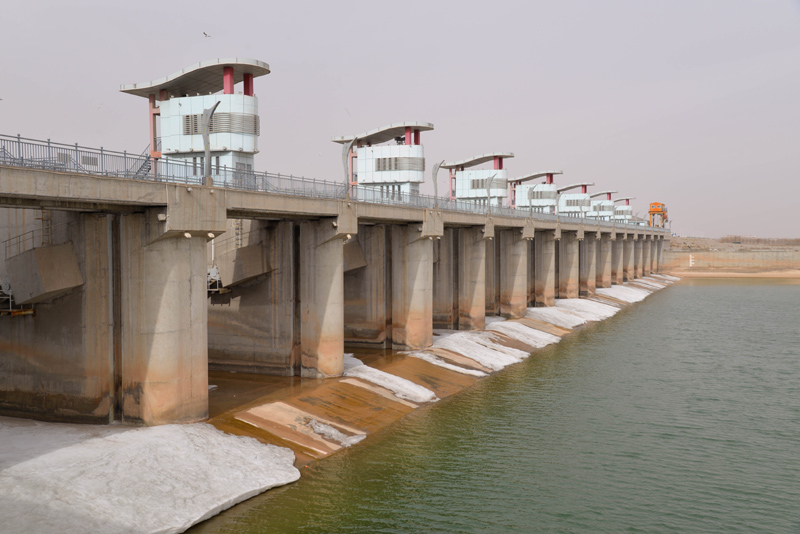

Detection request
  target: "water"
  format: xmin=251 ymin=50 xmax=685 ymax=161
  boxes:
xmin=192 ymin=279 xmax=800 ymax=533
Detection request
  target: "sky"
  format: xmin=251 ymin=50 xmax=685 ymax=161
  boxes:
xmin=2 ymin=0 xmax=799 ymax=238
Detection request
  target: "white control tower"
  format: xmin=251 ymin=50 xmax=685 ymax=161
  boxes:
xmin=332 ymin=122 xmax=434 ymax=198
xmin=556 ymin=182 xmax=594 ymax=218
xmin=508 ymin=171 xmax=563 ymax=213
xmin=587 ymin=190 xmax=618 ymax=221
xmin=121 ymin=58 xmax=270 ymax=185
xmin=613 ymin=197 xmax=635 ymax=223
xmin=442 ymin=153 xmax=514 ymax=208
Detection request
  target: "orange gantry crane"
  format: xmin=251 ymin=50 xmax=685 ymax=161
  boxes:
xmin=648 ymin=202 xmax=668 ymax=228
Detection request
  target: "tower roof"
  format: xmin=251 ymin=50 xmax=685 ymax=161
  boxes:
xmin=508 ymin=170 xmax=563 ymax=184
xmin=441 ymin=152 xmax=514 ymax=169
xmin=120 ymin=58 xmax=270 ymax=98
xmin=331 ymin=122 xmax=434 ymax=145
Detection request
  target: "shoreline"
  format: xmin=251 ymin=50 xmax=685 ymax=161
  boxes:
xmin=665 ymin=270 xmax=800 ymax=279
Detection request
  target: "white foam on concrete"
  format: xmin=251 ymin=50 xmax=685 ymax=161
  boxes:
xmin=407 ymin=351 xmax=487 ymax=377
xmin=432 ymin=331 xmax=529 ymax=371
xmin=525 ymin=306 xmax=587 ymax=329
xmin=343 ymin=354 xmax=439 ymax=403
xmin=597 ymin=285 xmax=650 ymax=303
xmin=631 ymin=278 xmax=661 ymax=290
xmin=484 ymin=316 xmax=507 ymax=325
xmin=307 ymin=420 xmax=365 ymax=448
xmin=652 ymin=273 xmax=680 ymax=282
xmin=555 ymin=298 xmax=619 ymax=321
xmin=0 ymin=417 xmax=299 ymax=534
xmin=487 ymin=321 xmax=561 ymax=348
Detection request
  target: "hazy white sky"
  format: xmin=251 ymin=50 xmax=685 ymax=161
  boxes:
xmin=2 ymin=0 xmax=798 ymax=237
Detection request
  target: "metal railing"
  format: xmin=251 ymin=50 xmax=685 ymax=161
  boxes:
xmin=2 ymin=222 xmax=70 ymax=258
xmin=0 ymin=133 xmax=661 ymax=231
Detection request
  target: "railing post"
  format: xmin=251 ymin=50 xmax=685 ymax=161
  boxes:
xmin=47 ymin=139 xmax=52 ymax=169
xmin=123 ymin=150 xmax=127 ymax=177
xmin=17 ymin=134 xmax=22 ymax=164
xmin=100 ymin=147 xmax=104 ymax=174
xmin=75 ymin=142 xmax=79 ymax=170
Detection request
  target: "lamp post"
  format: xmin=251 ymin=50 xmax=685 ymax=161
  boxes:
xmin=201 ymin=101 xmax=221 ymax=186
xmin=485 ymin=173 xmax=497 ymax=216
xmin=342 ymin=137 xmax=357 ymax=201
xmin=432 ymin=160 xmax=444 ymax=209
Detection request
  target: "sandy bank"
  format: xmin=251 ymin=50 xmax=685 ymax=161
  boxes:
xmin=666 ymin=270 xmax=800 ymax=279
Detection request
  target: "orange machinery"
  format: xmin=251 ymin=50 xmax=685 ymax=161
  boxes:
xmin=648 ymin=202 xmax=668 ymax=228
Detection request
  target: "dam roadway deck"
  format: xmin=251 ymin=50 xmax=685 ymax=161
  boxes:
xmin=0 ymin=162 xmax=668 ymax=426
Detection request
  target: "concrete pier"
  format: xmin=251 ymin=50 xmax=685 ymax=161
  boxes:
xmin=432 ymin=228 xmax=456 ymax=329
xmin=534 ymin=229 xmax=556 ymax=307
xmin=642 ymin=236 xmax=652 ymax=276
xmin=391 ymin=225 xmax=433 ymax=350
xmin=498 ymin=229 xmax=529 ymax=317
xmin=457 ymin=227 xmax=487 ymax=330
xmin=344 ymin=225 xmax=388 ymax=347
xmin=634 ymin=235 xmax=644 ymax=279
xmin=558 ymin=231 xmax=580 ymax=299
xmin=597 ymin=233 xmax=613 ymax=288
xmin=579 ymin=232 xmax=597 ymax=296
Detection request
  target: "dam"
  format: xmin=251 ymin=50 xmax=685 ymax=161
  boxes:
xmin=0 ymin=58 xmax=669 ymax=426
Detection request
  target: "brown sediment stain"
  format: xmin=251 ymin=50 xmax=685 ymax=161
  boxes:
xmin=516 ymin=318 xmax=572 ymax=337
xmin=587 ymin=295 xmax=628 ymax=308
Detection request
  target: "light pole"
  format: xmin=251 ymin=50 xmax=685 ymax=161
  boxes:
xmin=485 ymin=173 xmax=497 ymax=216
xmin=432 ymin=160 xmax=444 ymax=209
xmin=201 ymin=101 xmax=221 ymax=186
xmin=342 ymin=137 xmax=357 ymax=201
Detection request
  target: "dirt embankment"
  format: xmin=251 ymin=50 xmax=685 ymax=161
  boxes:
xmin=663 ymin=237 xmax=800 ymax=278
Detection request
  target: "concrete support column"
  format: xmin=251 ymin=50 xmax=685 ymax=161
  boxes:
xmin=622 ymin=236 xmax=634 ymax=282
xmin=485 ymin=238 xmax=500 ymax=315
xmin=579 ymin=233 xmax=597 ymax=296
xmin=597 ymin=233 xmax=613 ymax=288
xmin=120 ymin=213 xmax=209 ymax=425
xmin=299 ymin=219 xmax=344 ymax=377
xmin=499 ymin=229 xmax=528 ymax=318
xmin=642 ymin=236 xmax=652 ymax=276
xmin=392 ymin=225 xmax=433 ymax=349
xmin=432 ymin=228 xmax=456 ymax=329
xmin=534 ymin=229 xmax=556 ymax=306
xmin=458 ymin=227 xmax=486 ymax=330
xmin=634 ymin=236 xmax=644 ymax=279
xmin=344 ymin=224 xmax=388 ymax=346
xmin=611 ymin=235 xmax=624 ymax=285
xmin=656 ymin=237 xmax=664 ymax=273
xmin=558 ymin=231 xmax=580 ymax=299
xmin=649 ymin=236 xmax=658 ymax=273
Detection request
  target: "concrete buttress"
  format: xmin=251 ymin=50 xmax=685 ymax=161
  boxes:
xmin=299 ymin=218 xmax=346 ymax=377
xmin=499 ymin=229 xmax=529 ymax=318
xmin=534 ymin=229 xmax=556 ymax=307
xmin=579 ymin=233 xmax=597 ymax=296
xmin=458 ymin=226 xmax=486 ymax=330
xmin=391 ymin=224 xmax=433 ymax=350
xmin=558 ymin=231 xmax=580 ymax=299
xmin=634 ymin=236 xmax=644 ymax=279
xmin=432 ymin=228 xmax=456 ymax=329
xmin=343 ymin=224 xmax=387 ymax=346
xmin=597 ymin=233 xmax=613 ymax=288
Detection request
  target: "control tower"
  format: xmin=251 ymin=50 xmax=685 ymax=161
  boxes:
xmin=121 ymin=58 xmax=270 ymax=184
xmin=508 ymin=171 xmax=563 ymax=213
xmin=587 ymin=190 xmax=618 ymax=221
xmin=613 ymin=197 xmax=635 ymax=223
xmin=332 ymin=122 xmax=434 ymax=198
xmin=556 ymin=182 xmax=594 ymax=218
xmin=441 ymin=153 xmax=514 ymax=208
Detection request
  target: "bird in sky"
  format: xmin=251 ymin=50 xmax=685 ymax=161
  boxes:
xmin=203 ymin=32 xmax=212 ymax=38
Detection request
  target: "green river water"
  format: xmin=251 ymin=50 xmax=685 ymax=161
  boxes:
xmin=191 ymin=279 xmax=800 ymax=533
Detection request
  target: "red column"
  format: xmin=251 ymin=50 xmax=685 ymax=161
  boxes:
xmin=606 ymin=192 xmax=612 ymax=200
xmin=404 ymin=127 xmax=412 ymax=145
xmin=493 ymin=156 xmax=500 ymax=170
xmin=243 ymin=73 xmax=254 ymax=96
xmin=546 ymin=173 xmax=553 ymax=184
xmin=223 ymin=66 xmax=234 ymax=94
xmin=582 ymin=185 xmax=587 ymax=193
xmin=413 ymin=129 xmax=420 ymax=145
